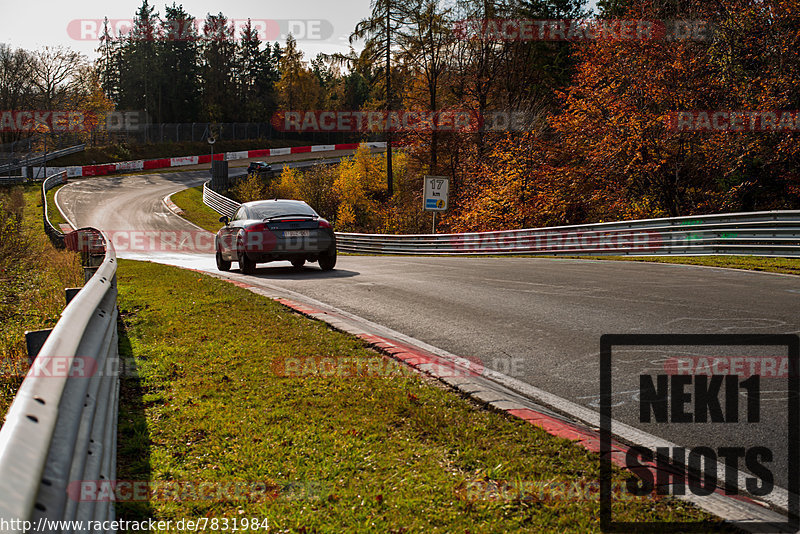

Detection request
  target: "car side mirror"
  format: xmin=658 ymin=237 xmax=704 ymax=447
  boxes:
xmin=219 ymin=215 xmax=230 ymax=225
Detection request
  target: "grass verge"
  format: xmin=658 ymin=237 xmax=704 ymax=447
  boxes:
xmin=45 ymin=183 xmax=69 ymax=228
xmin=0 ymin=184 xmax=83 ymax=418
xmin=170 ymin=186 xmax=224 ymax=233
xmin=340 ymin=251 xmax=800 ymax=275
xmin=578 ymin=255 xmax=800 ymax=275
xmin=116 ymin=259 xmax=722 ymax=532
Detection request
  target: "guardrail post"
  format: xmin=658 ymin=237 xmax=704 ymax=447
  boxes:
xmin=24 ymin=329 xmax=52 ymax=364
xmin=65 ymin=287 xmax=81 ymax=304
xmin=83 ymin=267 xmax=98 ymax=283
xmin=82 ymin=252 xmax=105 ymax=282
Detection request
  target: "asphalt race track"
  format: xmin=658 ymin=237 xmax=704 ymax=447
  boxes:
xmin=57 ymin=162 xmax=800 ymax=493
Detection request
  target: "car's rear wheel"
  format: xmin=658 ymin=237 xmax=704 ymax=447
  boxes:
xmin=216 ymin=249 xmax=231 ymax=272
xmin=318 ymin=247 xmax=336 ymax=271
xmin=240 ymin=252 xmax=256 ymax=274
xmin=237 ymin=237 xmax=257 ymax=274
xmin=291 ymin=258 xmax=305 ymax=268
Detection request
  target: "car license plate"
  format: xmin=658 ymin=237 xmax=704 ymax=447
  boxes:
xmin=284 ymin=230 xmax=310 ymax=237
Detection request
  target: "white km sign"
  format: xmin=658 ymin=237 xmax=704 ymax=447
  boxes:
xmin=424 ymin=176 xmax=449 ymax=212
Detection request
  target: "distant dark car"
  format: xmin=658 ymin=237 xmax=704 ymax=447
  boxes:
xmin=215 ymin=199 xmax=336 ymax=274
xmin=247 ymin=161 xmax=273 ymax=178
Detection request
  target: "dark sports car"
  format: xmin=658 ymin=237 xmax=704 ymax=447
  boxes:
xmin=247 ymin=161 xmax=273 ymax=177
xmin=215 ymin=199 xmax=336 ymax=274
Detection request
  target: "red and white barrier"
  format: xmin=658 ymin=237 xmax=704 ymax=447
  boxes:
xmin=169 ymin=156 xmax=198 ymax=167
xmin=29 ymin=141 xmax=387 ymax=179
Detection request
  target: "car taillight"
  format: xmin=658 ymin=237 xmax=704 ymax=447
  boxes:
xmin=246 ymin=222 xmax=267 ymax=232
xmin=318 ymin=219 xmax=332 ymax=229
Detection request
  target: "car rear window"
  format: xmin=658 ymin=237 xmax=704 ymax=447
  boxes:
xmin=248 ymin=202 xmax=318 ymax=219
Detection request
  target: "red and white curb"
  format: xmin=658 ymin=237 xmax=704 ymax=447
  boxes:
xmin=30 ymin=141 xmax=388 ymax=179
xmin=162 ymin=193 xmax=185 ymax=217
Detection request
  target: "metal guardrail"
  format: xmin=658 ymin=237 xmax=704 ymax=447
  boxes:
xmin=42 ymin=171 xmax=68 ymax=248
xmin=0 ymin=228 xmax=119 ymax=533
xmin=1 ymin=144 xmax=86 ymax=175
xmin=0 ymin=176 xmax=25 ymax=186
xmin=200 ymin=183 xmax=800 ymax=258
xmin=335 ymin=211 xmax=800 ymax=257
xmin=203 ymin=180 xmax=240 ymax=218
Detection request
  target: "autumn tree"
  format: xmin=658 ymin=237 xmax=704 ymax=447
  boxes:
xmin=30 ymin=46 xmax=86 ymax=111
xmin=351 ymin=0 xmax=415 ymax=196
xmin=276 ymin=164 xmax=339 ymax=221
xmin=0 ymin=45 xmax=34 ymax=144
xmin=542 ymin=0 xmax=800 ymax=217
xmin=396 ymin=0 xmax=453 ymax=172
xmin=702 ymin=0 xmax=800 ymax=211
xmin=276 ymin=35 xmax=320 ymax=111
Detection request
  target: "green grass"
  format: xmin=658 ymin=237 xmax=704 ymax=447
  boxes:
xmin=342 ymin=250 xmax=800 ymax=275
xmin=116 ymin=259 xmax=722 ymax=532
xmin=0 ymin=184 xmax=83 ymax=418
xmin=581 ymin=255 xmax=800 ymax=275
xmin=170 ymin=186 xmax=226 ymax=233
xmin=45 ymin=183 xmax=69 ymax=228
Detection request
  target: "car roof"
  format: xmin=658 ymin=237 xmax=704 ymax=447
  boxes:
xmin=241 ymin=199 xmax=311 ymax=208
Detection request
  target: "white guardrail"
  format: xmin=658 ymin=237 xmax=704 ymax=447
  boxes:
xmin=42 ymin=171 xmax=69 ymax=248
xmin=202 ymin=180 xmax=241 ymax=218
xmin=0 ymin=144 xmax=86 ymax=175
xmin=201 ymin=183 xmax=800 ymax=257
xmin=0 ymin=228 xmax=119 ymax=533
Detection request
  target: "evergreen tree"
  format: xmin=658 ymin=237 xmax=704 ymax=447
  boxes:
xmin=95 ymin=18 xmax=119 ymax=102
xmin=200 ymin=12 xmax=237 ymax=122
xmin=235 ymin=20 xmax=279 ymax=122
xmin=117 ymin=0 xmax=162 ymax=123
xmin=160 ymin=3 xmax=200 ymax=122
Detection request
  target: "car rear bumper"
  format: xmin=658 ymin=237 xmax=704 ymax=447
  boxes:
xmin=242 ymin=229 xmax=335 ymax=262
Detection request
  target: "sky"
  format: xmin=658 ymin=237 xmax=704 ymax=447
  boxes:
xmin=1 ymin=0 xmax=599 ymax=62
xmin=0 ymin=0 xmax=374 ymax=60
